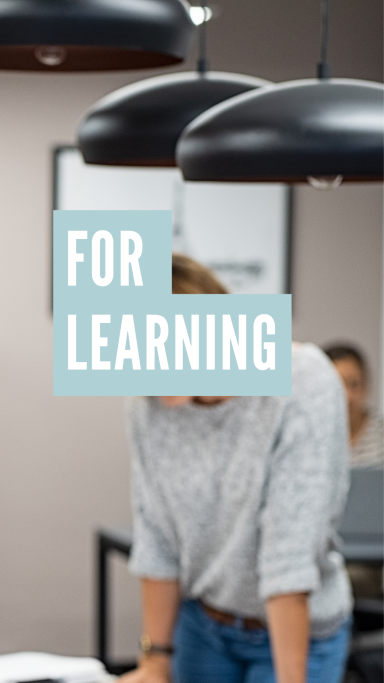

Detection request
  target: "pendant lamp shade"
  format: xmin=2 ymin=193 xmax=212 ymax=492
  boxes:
xmin=78 ymin=72 xmax=270 ymax=166
xmin=176 ymin=79 xmax=384 ymax=183
xmin=0 ymin=0 xmax=195 ymax=71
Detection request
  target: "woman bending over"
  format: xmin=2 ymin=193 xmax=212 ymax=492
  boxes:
xmin=121 ymin=255 xmax=352 ymax=683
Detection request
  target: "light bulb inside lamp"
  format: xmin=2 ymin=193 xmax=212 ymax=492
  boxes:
xmin=35 ymin=46 xmax=67 ymax=67
xmin=189 ymin=6 xmax=213 ymax=25
xmin=307 ymin=175 xmax=343 ymax=190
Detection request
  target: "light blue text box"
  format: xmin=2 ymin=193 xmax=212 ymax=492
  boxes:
xmin=53 ymin=210 xmax=292 ymax=396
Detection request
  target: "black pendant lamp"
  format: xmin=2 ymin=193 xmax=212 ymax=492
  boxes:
xmin=0 ymin=0 xmax=195 ymax=71
xmin=77 ymin=6 xmax=269 ymax=166
xmin=177 ymin=0 xmax=384 ymax=184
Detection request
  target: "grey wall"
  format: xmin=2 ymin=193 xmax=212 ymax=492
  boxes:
xmin=0 ymin=0 xmax=382 ymax=660
xmin=292 ymin=183 xmax=383 ymax=407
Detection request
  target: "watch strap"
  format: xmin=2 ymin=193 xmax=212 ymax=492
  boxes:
xmin=139 ymin=634 xmax=174 ymax=656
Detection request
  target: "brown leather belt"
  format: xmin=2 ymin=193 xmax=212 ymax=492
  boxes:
xmin=199 ymin=601 xmax=266 ymax=631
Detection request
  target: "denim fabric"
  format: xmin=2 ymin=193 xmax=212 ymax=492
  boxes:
xmin=173 ymin=600 xmax=351 ymax=683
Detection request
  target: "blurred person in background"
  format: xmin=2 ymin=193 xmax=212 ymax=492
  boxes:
xmin=324 ymin=344 xmax=383 ymax=469
xmin=324 ymin=343 xmax=383 ymax=600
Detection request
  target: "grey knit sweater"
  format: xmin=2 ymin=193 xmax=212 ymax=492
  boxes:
xmin=126 ymin=344 xmax=353 ymax=638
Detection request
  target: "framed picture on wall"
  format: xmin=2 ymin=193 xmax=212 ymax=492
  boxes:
xmin=53 ymin=146 xmax=293 ymax=295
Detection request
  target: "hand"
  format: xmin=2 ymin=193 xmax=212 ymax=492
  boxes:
xmin=118 ymin=655 xmax=171 ymax=683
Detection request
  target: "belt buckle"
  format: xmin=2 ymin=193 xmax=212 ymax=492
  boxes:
xmin=200 ymin=600 xmax=265 ymax=631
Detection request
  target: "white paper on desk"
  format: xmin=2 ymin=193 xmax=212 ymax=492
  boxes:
xmin=0 ymin=651 xmax=108 ymax=683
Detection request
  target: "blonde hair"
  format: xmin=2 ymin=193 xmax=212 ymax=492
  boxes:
xmin=172 ymin=253 xmax=228 ymax=295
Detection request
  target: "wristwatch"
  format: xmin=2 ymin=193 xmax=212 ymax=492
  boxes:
xmin=139 ymin=634 xmax=175 ymax=656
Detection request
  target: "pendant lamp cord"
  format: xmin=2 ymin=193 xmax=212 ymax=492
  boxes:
xmin=317 ymin=0 xmax=331 ymax=78
xmin=197 ymin=1 xmax=208 ymax=74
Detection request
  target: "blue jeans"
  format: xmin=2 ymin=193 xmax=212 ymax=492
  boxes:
xmin=172 ymin=600 xmax=351 ymax=683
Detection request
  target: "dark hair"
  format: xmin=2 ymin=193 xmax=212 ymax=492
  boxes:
xmin=323 ymin=343 xmax=368 ymax=378
xmin=172 ymin=253 xmax=228 ymax=295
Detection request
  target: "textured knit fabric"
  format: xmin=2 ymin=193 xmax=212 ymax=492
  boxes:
xmin=126 ymin=344 xmax=353 ymax=639
xmin=350 ymin=414 xmax=384 ymax=469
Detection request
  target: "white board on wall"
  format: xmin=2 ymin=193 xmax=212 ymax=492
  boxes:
xmin=54 ymin=147 xmax=292 ymax=295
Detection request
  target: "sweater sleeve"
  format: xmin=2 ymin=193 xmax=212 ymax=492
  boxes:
xmin=257 ymin=355 xmax=349 ymax=602
xmin=126 ymin=399 xmax=179 ymax=580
